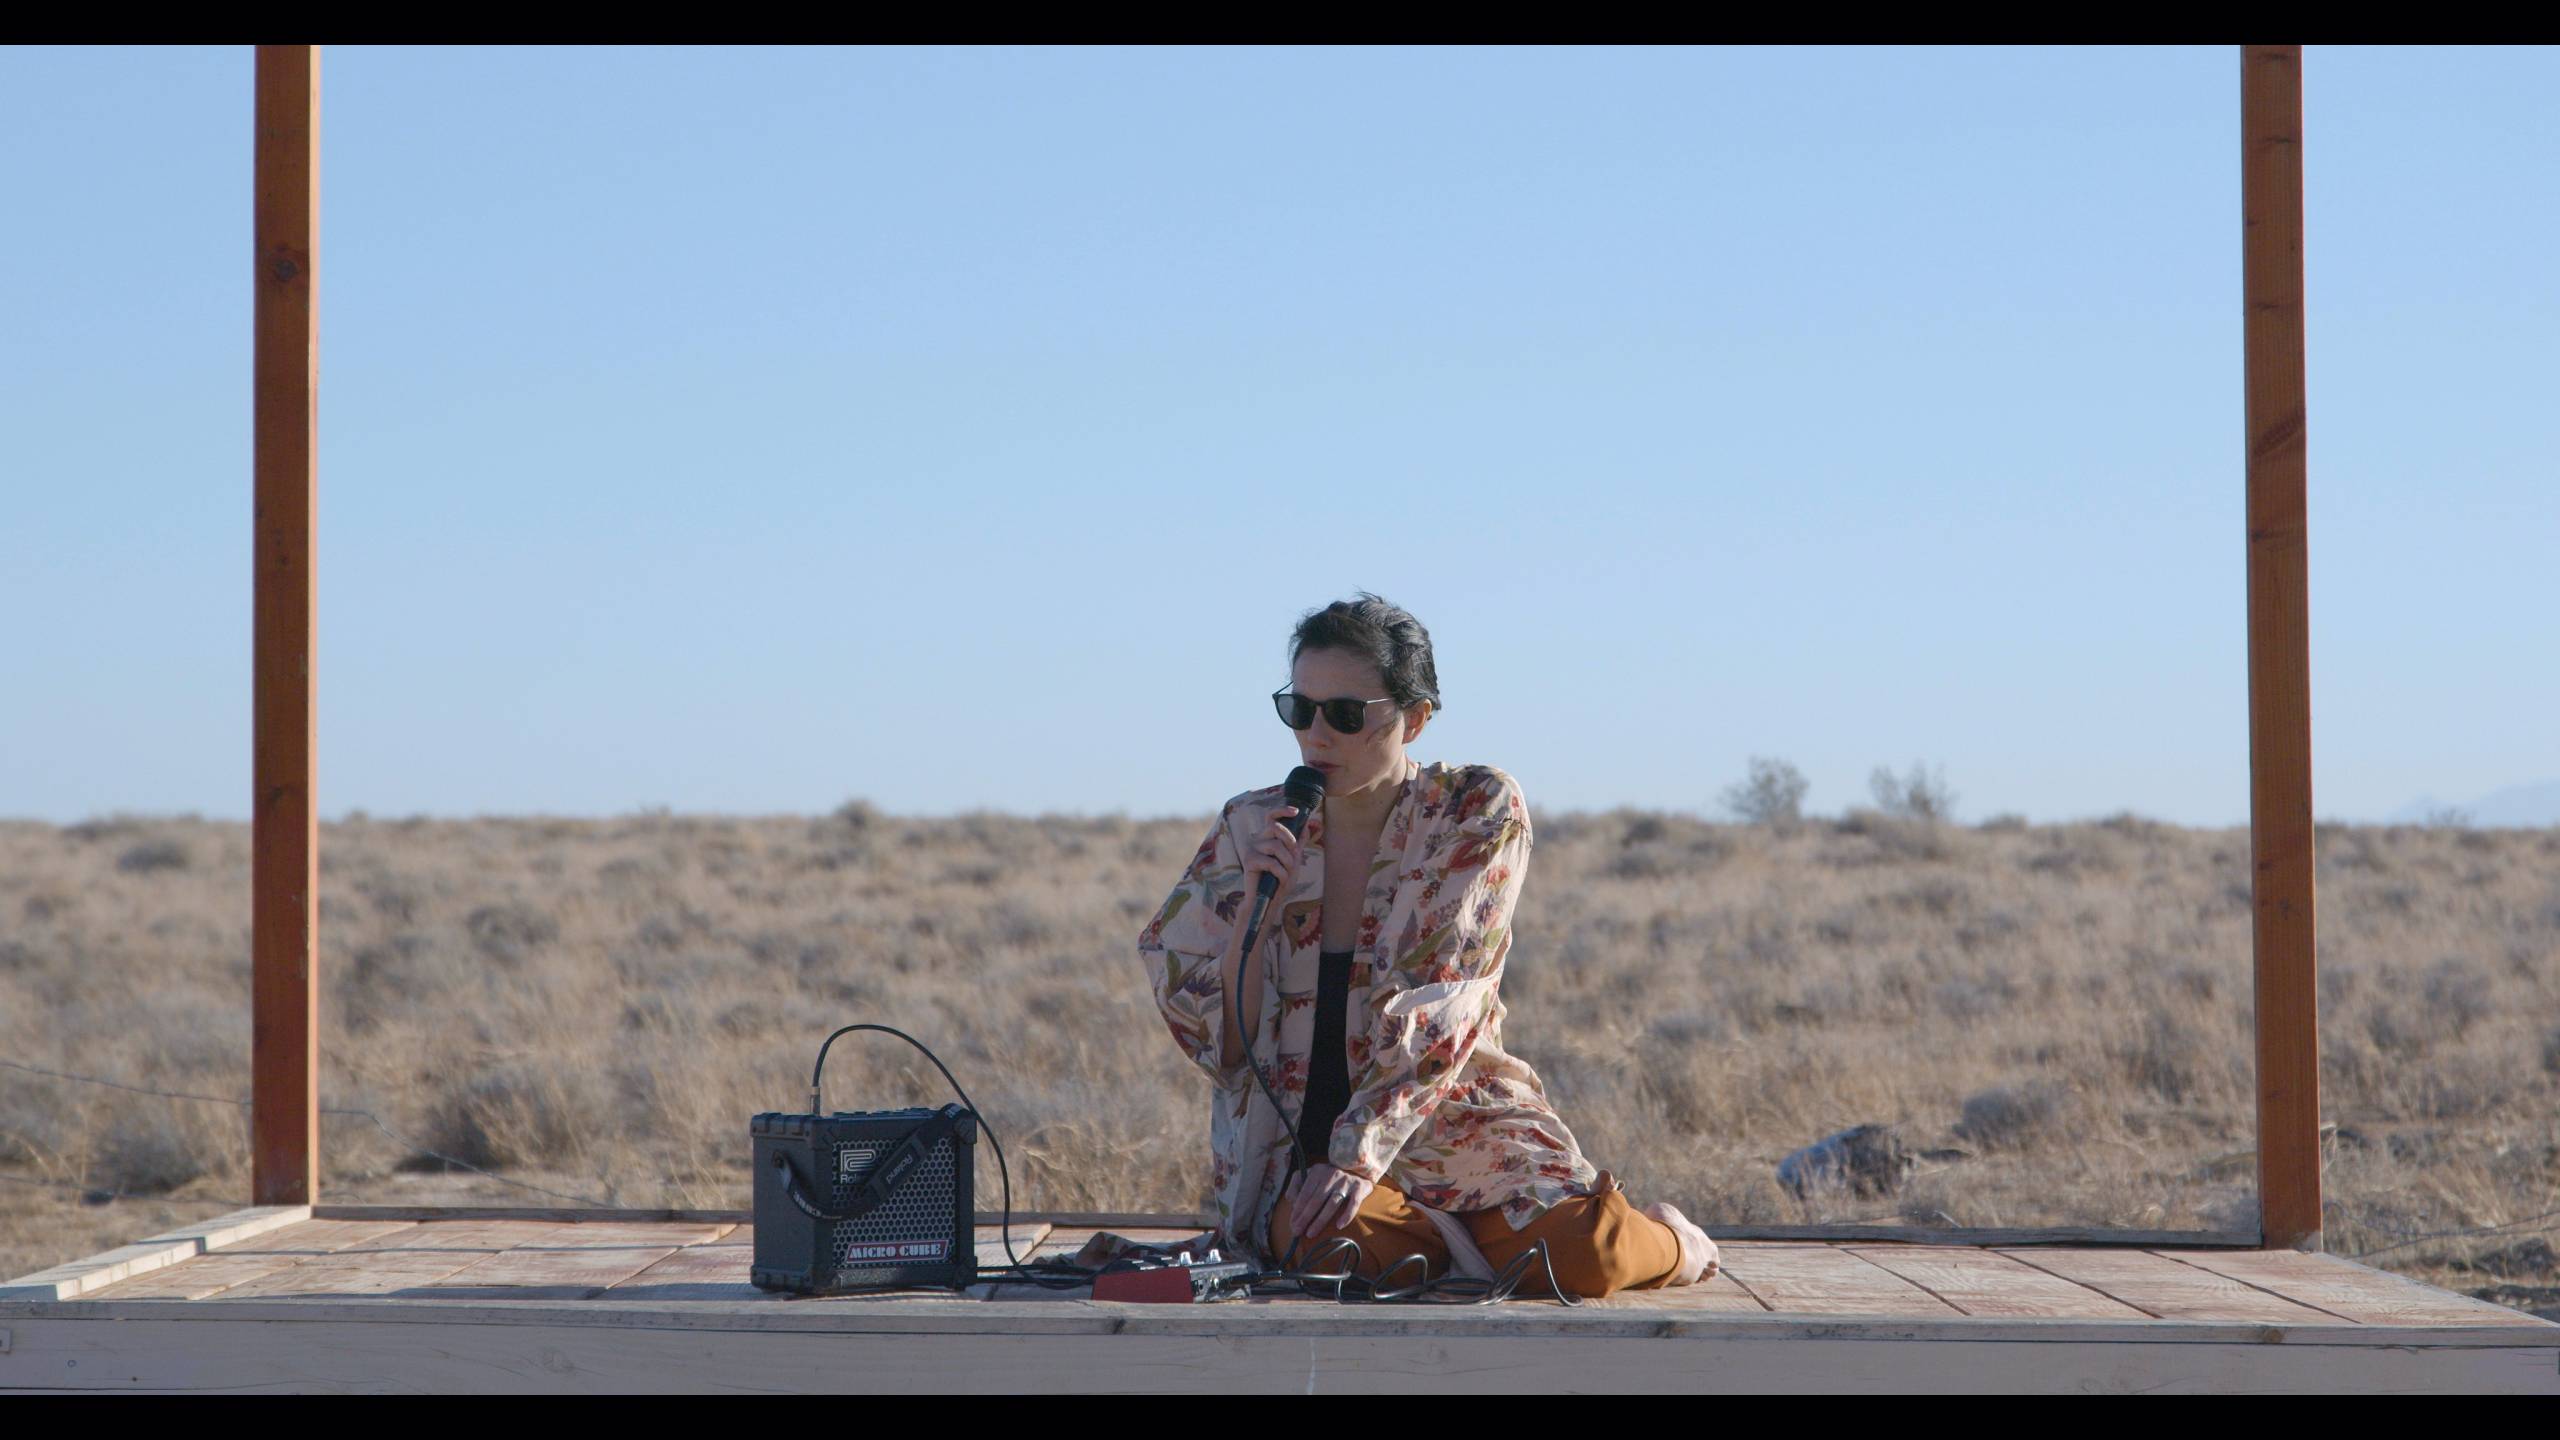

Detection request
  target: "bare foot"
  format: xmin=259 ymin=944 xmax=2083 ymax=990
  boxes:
xmin=1643 ymin=1201 xmax=1719 ymax=1286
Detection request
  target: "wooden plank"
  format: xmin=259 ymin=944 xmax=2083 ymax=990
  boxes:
xmin=973 ymin=1221 xmax=1054 ymax=1266
xmin=313 ymin=1205 xmax=753 ymax=1225
xmin=510 ymin=1222 xmax=734 ymax=1249
xmin=251 ymin=40 xmax=321 ymax=1209
xmin=204 ymin=1250 xmax=506 ymax=1300
xmin=0 ymin=1241 xmax=211 ymax=1303
xmin=81 ymin=1217 xmax=420 ymax=1301
xmin=193 ymin=1221 xmax=570 ymax=1297
xmin=297 ymin=1207 xmax=1204 ymax=1228
xmin=78 ymin=1254 xmax=318 ymax=1302
xmin=336 ymin=1220 xmax=575 ymax=1254
xmin=585 ymin=1223 xmax=1038 ymax=1261
xmin=10 ymin=1291 xmax=2554 ymax=1345
xmin=420 ymin=1244 xmax=690 ymax=1297
xmin=133 ymin=1205 xmax=313 ymax=1252
xmin=601 ymin=1224 xmax=1046 ymax=1303
xmin=31 ymin=1217 xmax=2545 ymax=1338
xmin=403 ymin=1223 xmax=734 ymax=1297
xmin=1 ymin=1207 xmax=322 ymax=1301
xmin=1843 ymin=1246 xmax=2151 ymax=1319
xmin=603 ymin=1239 xmax=767 ymax=1303
xmin=2157 ymin=1249 xmax=2557 ymax=1328
xmin=1994 ymin=1246 xmax=2351 ymax=1324
xmin=409 ymin=1214 xmax=732 ymax=1296
xmin=1578 ymin=1271 xmax=1770 ymax=1313
xmin=2240 ymin=41 xmax=2322 ymax=1253
xmin=4 ymin=1315 xmax=2556 ymax=1393
xmin=1697 ymin=1244 xmax=1965 ymax=1317
xmin=1672 ymin=1225 xmax=2260 ymax=1247
xmin=209 ymin=1218 xmax=421 ymax=1254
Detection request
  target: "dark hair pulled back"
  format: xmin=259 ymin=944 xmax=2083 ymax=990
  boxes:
xmin=1288 ymin=592 xmax=1443 ymax=717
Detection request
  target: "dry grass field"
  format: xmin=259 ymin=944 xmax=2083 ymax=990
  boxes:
xmin=4 ymin=802 xmax=2556 ymax=1318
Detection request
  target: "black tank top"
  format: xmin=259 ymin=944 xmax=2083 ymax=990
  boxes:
xmin=1298 ymin=947 xmax=1357 ymax=1165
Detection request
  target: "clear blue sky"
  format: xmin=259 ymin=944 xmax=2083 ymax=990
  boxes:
xmin=4 ymin=45 xmax=2553 ymax=828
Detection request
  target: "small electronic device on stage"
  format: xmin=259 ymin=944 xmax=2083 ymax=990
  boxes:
xmin=750 ymin=1087 xmax=979 ymax=1295
xmin=1090 ymin=1253 xmax=1254 ymax=1304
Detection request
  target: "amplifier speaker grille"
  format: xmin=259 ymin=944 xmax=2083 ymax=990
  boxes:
xmin=828 ymin=1138 xmax=960 ymax=1269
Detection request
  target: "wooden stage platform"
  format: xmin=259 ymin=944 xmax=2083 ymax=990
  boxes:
xmin=5 ymin=1206 xmax=2555 ymax=1392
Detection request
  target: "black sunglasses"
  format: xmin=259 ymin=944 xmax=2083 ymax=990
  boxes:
xmin=1272 ymin=686 xmax=1397 ymax=735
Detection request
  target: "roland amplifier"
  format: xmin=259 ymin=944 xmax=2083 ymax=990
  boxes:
xmin=749 ymin=1102 xmax=978 ymax=1295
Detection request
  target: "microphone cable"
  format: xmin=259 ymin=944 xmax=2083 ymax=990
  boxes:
xmin=1223 ymin=777 xmax=1325 ymax=1187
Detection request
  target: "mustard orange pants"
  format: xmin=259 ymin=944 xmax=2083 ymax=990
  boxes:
xmin=1265 ymin=1177 xmax=1683 ymax=1300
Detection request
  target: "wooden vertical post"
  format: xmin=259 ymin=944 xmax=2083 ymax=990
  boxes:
xmin=252 ymin=44 xmax=320 ymax=1206
xmin=2242 ymin=44 xmax=2321 ymax=1251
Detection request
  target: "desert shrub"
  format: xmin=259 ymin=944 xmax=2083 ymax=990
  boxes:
xmin=714 ymin=997 xmax=786 ymax=1037
xmin=2409 ymin=1054 xmax=2518 ymax=1121
xmin=342 ymin=931 xmax=463 ymax=1012
xmin=116 ymin=839 xmax=191 ymax=874
xmin=805 ymin=798 xmax=879 ymax=870
xmin=1721 ymin=757 xmax=1809 ymax=829
xmin=63 ymin=815 xmax=148 ymax=844
xmin=0 ymin=1074 xmax=67 ymax=1166
xmin=1892 ymin=876 xmax=1971 ymax=918
xmin=90 ymin=1103 xmax=211 ymax=1195
xmin=2021 ymin=828 xmax=2120 ymax=878
xmin=1607 ymin=843 xmax=1686 ymax=881
xmin=2421 ymin=956 xmax=2493 ymax=1039
xmin=2120 ymin=1006 xmax=2206 ymax=1104
xmin=2316 ymin=827 xmax=2386 ymax=873
xmin=415 ymin=1062 xmax=609 ymax=1171
xmin=1647 ymin=1010 xmax=1733 ymax=1048
xmin=598 ymin=855 xmax=672 ymax=888
xmin=1952 ymin=1079 xmax=2071 ymax=1151
xmin=982 ymin=899 xmax=1054 ymax=949
xmin=354 ymin=871 xmax=428 ymax=923
xmin=1934 ymin=970 xmax=2018 ymax=1020
xmin=465 ymin=902 xmax=558 ymax=967
xmin=2096 ymin=811 xmax=2176 ymax=842
xmin=1833 ymin=808 xmax=1956 ymax=863
xmin=1638 ymin=1064 xmax=1716 ymax=1132
xmin=1952 ymin=908 xmax=2022 ymax=953
xmin=1870 ymin=760 xmax=1958 ymax=822
xmin=2365 ymin=1002 xmax=2427 ymax=1058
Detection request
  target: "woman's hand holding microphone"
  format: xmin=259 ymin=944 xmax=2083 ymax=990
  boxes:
xmin=1228 ymin=801 xmax=1378 ymax=1243
xmin=1217 ymin=801 xmax=1308 ymax=1067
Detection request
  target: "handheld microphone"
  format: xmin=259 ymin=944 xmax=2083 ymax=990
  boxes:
xmin=1228 ymin=765 xmax=1327 ymax=1179
xmin=1241 ymin=765 xmax=1327 ymax=949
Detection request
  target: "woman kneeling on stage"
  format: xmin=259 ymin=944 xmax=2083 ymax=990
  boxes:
xmin=1139 ymin=592 xmax=1717 ymax=1298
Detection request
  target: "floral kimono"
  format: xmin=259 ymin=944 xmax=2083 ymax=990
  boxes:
xmin=1138 ymin=755 xmax=1602 ymax=1268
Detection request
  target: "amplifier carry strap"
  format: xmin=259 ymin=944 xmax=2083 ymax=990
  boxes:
xmin=776 ymin=1106 xmax=964 ymax=1225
